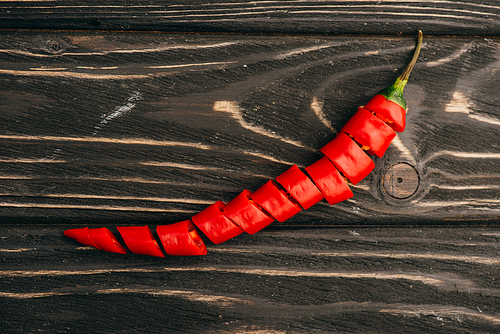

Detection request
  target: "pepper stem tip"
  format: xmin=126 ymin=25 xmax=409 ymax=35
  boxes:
xmin=395 ymin=30 xmax=423 ymax=91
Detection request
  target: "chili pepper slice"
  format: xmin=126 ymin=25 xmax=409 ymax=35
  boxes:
xmin=305 ymin=156 xmax=353 ymax=205
xmin=363 ymin=94 xmax=406 ymax=132
xmin=341 ymin=107 xmax=396 ymax=158
xmin=320 ymin=132 xmax=375 ymax=185
xmin=251 ymin=180 xmax=302 ymax=222
xmin=116 ymin=225 xmax=165 ymax=257
xmin=222 ymin=189 xmax=274 ymax=235
xmin=275 ymin=164 xmax=324 ymax=210
xmin=157 ymin=220 xmax=207 ymax=256
xmin=191 ymin=201 xmax=244 ymax=244
xmin=87 ymin=227 xmax=127 ymax=254
xmin=64 ymin=227 xmax=97 ymax=248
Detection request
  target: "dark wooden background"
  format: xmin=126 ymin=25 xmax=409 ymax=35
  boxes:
xmin=2 ymin=1 xmax=500 ymax=333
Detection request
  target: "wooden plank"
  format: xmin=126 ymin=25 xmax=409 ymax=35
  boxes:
xmin=2 ymin=224 xmax=500 ymax=332
xmin=1 ymin=1 xmax=500 ymax=36
xmin=1 ymin=31 xmax=500 ymax=225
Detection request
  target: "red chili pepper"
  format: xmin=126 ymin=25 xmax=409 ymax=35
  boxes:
xmin=191 ymin=200 xmax=244 ymax=244
xmin=116 ymin=225 xmax=165 ymax=257
xmin=251 ymin=180 xmax=302 ymax=222
xmin=341 ymin=107 xmax=396 ymax=158
xmin=275 ymin=164 xmax=324 ymax=210
xmin=222 ymin=189 xmax=275 ymax=235
xmin=305 ymin=156 xmax=353 ymax=205
xmin=63 ymin=31 xmax=423 ymax=257
xmin=320 ymin=132 xmax=375 ymax=185
xmin=157 ymin=220 xmax=207 ymax=256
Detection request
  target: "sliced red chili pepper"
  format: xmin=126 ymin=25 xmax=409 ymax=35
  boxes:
xmin=157 ymin=220 xmax=207 ymax=256
xmin=251 ymin=180 xmax=302 ymax=222
xmin=363 ymin=94 xmax=406 ymax=132
xmin=222 ymin=189 xmax=274 ymax=235
xmin=275 ymin=164 xmax=324 ymax=210
xmin=64 ymin=227 xmax=97 ymax=248
xmin=320 ymin=132 xmax=375 ymax=185
xmin=305 ymin=156 xmax=353 ymax=205
xmin=341 ymin=107 xmax=396 ymax=158
xmin=87 ymin=227 xmax=127 ymax=254
xmin=191 ymin=201 xmax=244 ymax=244
xmin=116 ymin=225 xmax=165 ymax=257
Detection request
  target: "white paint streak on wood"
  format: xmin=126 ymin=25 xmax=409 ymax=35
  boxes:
xmin=94 ymin=91 xmax=142 ymax=134
xmin=275 ymin=43 xmax=338 ymax=60
xmin=423 ymin=150 xmax=500 ymax=164
xmin=445 ymin=91 xmax=473 ymax=114
xmin=0 ymin=175 xmax=33 ymax=180
xmin=468 ymin=113 xmax=500 ymax=126
xmin=165 ymin=267 xmax=445 ymax=285
xmin=0 ymin=193 xmax=214 ymax=205
xmin=0 ymin=61 xmax=236 ymax=79
xmin=76 ymin=66 xmax=120 ymax=70
xmin=148 ymin=61 xmax=237 ymax=69
xmin=310 ymin=96 xmax=334 ymax=132
xmin=426 ymin=43 xmax=473 ymax=67
xmin=29 ymin=67 xmax=68 ymax=71
xmin=415 ymin=199 xmax=500 ymax=208
xmin=434 ymin=184 xmax=500 ymax=190
xmin=0 ymin=292 xmax=70 ymax=299
xmin=0 ymin=248 xmax=35 ymax=253
xmin=213 ymin=100 xmax=309 ymax=149
xmin=312 ymin=251 xmax=500 ymax=265
xmin=0 ymin=158 xmax=66 ymax=163
xmin=0 ymin=41 xmax=241 ymax=58
xmin=0 ymin=267 xmax=444 ymax=286
xmin=140 ymin=161 xmax=271 ymax=178
xmin=0 ymin=134 xmax=214 ymax=150
xmin=380 ymin=306 xmax=500 ymax=325
xmin=390 ymin=133 xmax=415 ymax=161
xmin=0 ymin=268 xmax=160 ymax=277
xmin=96 ymin=288 xmax=251 ymax=306
xmin=0 ymin=202 xmax=196 ymax=213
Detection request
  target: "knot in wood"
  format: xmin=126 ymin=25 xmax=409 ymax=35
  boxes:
xmin=382 ymin=163 xmax=419 ymax=199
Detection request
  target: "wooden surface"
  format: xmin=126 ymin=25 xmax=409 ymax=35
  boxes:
xmin=1 ymin=0 xmax=500 ymax=36
xmin=3 ymin=225 xmax=500 ymax=333
xmin=2 ymin=1 xmax=500 ymax=333
xmin=1 ymin=31 xmax=500 ymax=225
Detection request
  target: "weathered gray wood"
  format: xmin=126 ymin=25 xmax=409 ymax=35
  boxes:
xmin=1 ymin=31 xmax=500 ymax=225
xmin=2 ymin=0 xmax=500 ymax=36
xmin=2 ymin=225 xmax=500 ymax=333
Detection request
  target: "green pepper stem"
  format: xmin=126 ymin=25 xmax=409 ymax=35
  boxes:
xmin=394 ymin=30 xmax=423 ymax=91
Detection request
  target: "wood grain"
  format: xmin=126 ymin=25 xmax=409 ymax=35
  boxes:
xmin=2 ymin=225 xmax=500 ymax=333
xmin=1 ymin=31 xmax=500 ymax=225
xmin=1 ymin=1 xmax=500 ymax=36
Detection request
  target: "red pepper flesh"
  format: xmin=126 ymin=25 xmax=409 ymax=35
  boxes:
xmin=341 ymin=107 xmax=396 ymax=158
xmin=251 ymin=180 xmax=302 ymax=222
xmin=320 ymin=132 xmax=375 ymax=185
xmin=64 ymin=227 xmax=97 ymax=248
xmin=222 ymin=189 xmax=274 ymax=235
xmin=116 ymin=225 xmax=165 ymax=257
xmin=87 ymin=228 xmax=127 ymax=254
xmin=191 ymin=201 xmax=244 ymax=244
xmin=275 ymin=164 xmax=324 ymax=210
xmin=305 ymin=156 xmax=353 ymax=205
xmin=157 ymin=220 xmax=207 ymax=256
xmin=363 ymin=94 xmax=406 ymax=132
